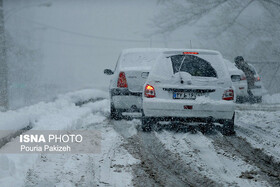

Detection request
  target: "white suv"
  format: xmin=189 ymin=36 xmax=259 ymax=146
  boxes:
xmin=104 ymin=48 xmax=166 ymax=120
xmin=224 ymin=59 xmax=263 ymax=103
xmin=142 ymin=49 xmax=236 ymax=135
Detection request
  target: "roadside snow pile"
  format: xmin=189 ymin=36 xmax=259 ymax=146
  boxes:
xmin=31 ymin=99 xmax=109 ymax=130
xmin=56 ymin=89 xmax=108 ymax=104
xmin=263 ymin=93 xmax=280 ymax=104
xmin=0 ymin=89 xmax=112 ymax=186
xmin=22 ymin=119 xmax=139 ymax=186
xmin=0 ymin=97 xmax=138 ymax=186
xmin=0 ymin=89 xmax=107 ymax=136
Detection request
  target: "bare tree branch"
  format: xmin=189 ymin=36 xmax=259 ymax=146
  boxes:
xmin=262 ymin=0 xmax=280 ymax=7
xmin=210 ymin=0 xmax=254 ymax=38
xmin=154 ymin=0 xmax=280 ymax=62
xmin=153 ymin=0 xmax=229 ymax=34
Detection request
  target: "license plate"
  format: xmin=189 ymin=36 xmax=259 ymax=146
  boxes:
xmin=173 ymin=92 xmax=197 ymax=99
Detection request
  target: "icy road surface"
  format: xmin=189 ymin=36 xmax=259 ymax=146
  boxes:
xmin=0 ymin=90 xmax=280 ymax=186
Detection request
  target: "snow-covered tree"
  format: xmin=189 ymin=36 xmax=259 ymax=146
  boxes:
xmin=154 ymin=0 xmax=280 ymax=61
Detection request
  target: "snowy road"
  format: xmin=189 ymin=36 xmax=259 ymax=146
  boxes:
xmin=113 ymin=120 xmax=280 ymax=187
xmin=0 ymin=90 xmax=280 ymax=186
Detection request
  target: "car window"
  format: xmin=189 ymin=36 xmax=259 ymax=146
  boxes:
xmin=170 ymin=55 xmax=217 ymax=77
xmin=231 ymin=75 xmax=241 ymax=82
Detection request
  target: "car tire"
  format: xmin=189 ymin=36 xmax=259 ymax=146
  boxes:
xmin=222 ymin=114 xmax=235 ymax=136
xmin=110 ymin=103 xmax=124 ymax=120
xmin=141 ymin=117 xmax=154 ymax=132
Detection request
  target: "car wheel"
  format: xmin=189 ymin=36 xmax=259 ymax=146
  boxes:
xmin=110 ymin=103 xmax=124 ymax=120
xmin=141 ymin=117 xmax=154 ymax=132
xmin=222 ymin=114 xmax=235 ymax=136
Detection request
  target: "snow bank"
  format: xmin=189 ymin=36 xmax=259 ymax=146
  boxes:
xmin=0 ymin=93 xmax=139 ymax=186
xmin=0 ymin=89 xmax=110 ymax=186
xmin=0 ymin=89 xmax=108 ymax=134
xmin=56 ymin=89 xmax=108 ymax=104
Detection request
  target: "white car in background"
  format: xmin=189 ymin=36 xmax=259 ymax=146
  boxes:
xmin=224 ymin=59 xmax=248 ymax=103
xmin=224 ymin=59 xmax=263 ymax=103
xmin=104 ymin=48 xmax=166 ymax=120
xmin=142 ymin=49 xmax=236 ymax=135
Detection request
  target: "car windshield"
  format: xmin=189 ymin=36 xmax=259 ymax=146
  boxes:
xmin=170 ymin=55 xmax=217 ymax=77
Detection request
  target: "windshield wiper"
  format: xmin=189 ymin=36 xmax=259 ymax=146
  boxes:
xmin=178 ymin=55 xmax=186 ymax=84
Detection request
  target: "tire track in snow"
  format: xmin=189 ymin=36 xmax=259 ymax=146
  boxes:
xmin=154 ymin=130 xmax=270 ymax=187
xmin=209 ymin=134 xmax=280 ymax=187
xmin=113 ymin=120 xmax=219 ymax=187
xmin=235 ymin=125 xmax=280 ymax=162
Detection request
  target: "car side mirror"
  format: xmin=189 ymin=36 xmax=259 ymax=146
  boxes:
xmin=104 ymin=69 xmax=114 ymax=75
xmin=231 ymin=75 xmax=241 ymax=82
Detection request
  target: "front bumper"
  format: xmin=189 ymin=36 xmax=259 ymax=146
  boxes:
xmin=143 ymin=98 xmax=235 ymax=120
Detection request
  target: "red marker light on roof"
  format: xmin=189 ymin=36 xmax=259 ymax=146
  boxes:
xmin=183 ymin=52 xmax=199 ymax=55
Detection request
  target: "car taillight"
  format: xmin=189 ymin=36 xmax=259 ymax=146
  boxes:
xmin=222 ymin=89 xmax=234 ymax=100
xmin=117 ymin=72 xmax=128 ymax=88
xmin=144 ymin=84 xmax=155 ymax=98
xmin=255 ymin=76 xmax=261 ymax=82
xmin=240 ymin=75 xmax=246 ymax=80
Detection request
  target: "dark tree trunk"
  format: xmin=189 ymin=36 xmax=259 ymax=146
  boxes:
xmin=0 ymin=0 xmax=8 ymax=110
